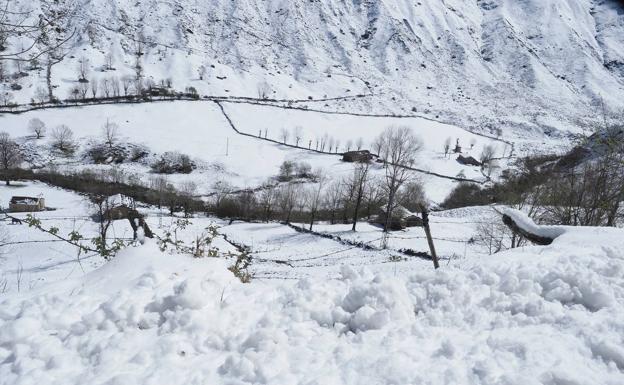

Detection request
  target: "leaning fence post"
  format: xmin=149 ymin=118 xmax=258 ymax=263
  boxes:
xmin=422 ymin=209 xmax=440 ymax=269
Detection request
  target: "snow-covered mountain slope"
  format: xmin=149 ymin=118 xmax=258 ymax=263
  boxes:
xmin=6 ymin=0 xmax=624 ymax=136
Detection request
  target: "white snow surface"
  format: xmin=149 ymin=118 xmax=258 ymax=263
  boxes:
xmin=502 ymin=207 xmax=568 ymax=239
xmin=0 ymin=100 xmax=516 ymax=202
xmin=2 ymin=225 xmax=624 ymax=384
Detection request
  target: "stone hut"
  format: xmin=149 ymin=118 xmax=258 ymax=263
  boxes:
xmin=9 ymin=196 xmax=46 ymax=212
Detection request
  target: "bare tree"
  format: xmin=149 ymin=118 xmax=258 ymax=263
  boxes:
xmin=320 ymin=134 xmax=328 ymax=152
xmin=133 ymin=66 xmax=144 ymax=95
xmin=122 ymin=76 xmax=133 ymax=96
xmin=179 ymin=181 xmax=197 ymax=217
xmin=104 ymin=52 xmax=114 ymax=71
xmin=293 ymin=126 xmax=303 ymax=147
xmin=51 ymin=125 xmax=74 ymax=153
xmin=78 ymin=81 xmax=89 ymax=99
xmin=345 ymin=139 xmax=353 ymax=152
xmin=0 ymin=91 xmax=13 ymax=106
xmin=307 ymin=169 xmax=327 ymax=230
xmin=280 ymin=128 xmax=289 ymax=144
xmin=102 ymin=119 xmax=119 ymax=148
xmin=68 ymin=86 xmax=80 ymax=101
xmin=397 ymin=181 xmax=427 ymax=213
xmin=480 ymin=144 xmax=496 ymax=166
xmin=443 ymin=137 xmax=452 ymax=158
xmin=198 ymin=65 xmax=207 ymax=80
xmin=539 ymin=146 xmax=624 ymax=227
xmin=34 ymin=86 xmax=47 ymax=104
xmin=0 ymin=132 xmax=21 ymax=185
xmin=0 ymin=0 xmax=75 ymax=62
xmin=324 ymin=181 xmax=343 ymax=224
xmin=0 ymin=223 xmax=10 ymax=258
xmin=77 ymin=56 xmax=89 ymax=81
xmin=111 ymin=76 xmax=120 ymax=97
xmin=257 ymin=81 xmax=272 ymax=99
xmin=101 ymin=78 xmax=111 ymax=98
xmin=212 ymin=180 xmax=233 ymax=211
xmin=91 ymin=194 xmax=116 ymax=253
xmin=149 ymin=175 xmax=169 ymax=210
xmin=278 ymin=182 xmax=300 ymax=224
xmin=475 ymin=220 xmax=512 ymax=255
xmin=133 ymin=32 xmax=145 ymax=57
xmin=364 ymin=177 xmax=384 ymax=220
xmin=45 ymin=50 xmax=67 ymax=102
xmin=90 ymin=78 xmax=98 ymax=98
xmin=374 ymin=126 xmax=423 ymax=245
xmin=258 ymin=180 xmax=278 ymax=222
xmin=349 ymin=161 xmax=370 ymax=231
xmin=356 ymin=137 xmax=364 ymax=151
xmin=372 ymin=136 xmax=384 ymax=156
xmin=28 ymin=118 xmax=46 ymax=139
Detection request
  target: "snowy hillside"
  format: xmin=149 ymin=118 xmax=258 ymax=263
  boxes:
xmin=3 ymin=0 xmax=624 ymax=136
xmin=0 ymin=100 xmax=520 ymax=201
xmin=1 ymin=221 xmax=624 ymax=384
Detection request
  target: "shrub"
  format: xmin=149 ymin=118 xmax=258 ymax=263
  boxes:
xmin=441 ymin=182 xmax=491 ymax=209
xmin=85 ymin=144 xmax=128 ymax=164
xmin=278 ymin=160 xmax=295 ymax=181
xmin=51 ymin=125 xmax=76 ymax=155
xmin=278 ymin=160 xmax=314 ymax=181
xmin=129 ymin=145 xmax=149 ymax=162
xmin=151 ymin=151 xmax=196 ymax=174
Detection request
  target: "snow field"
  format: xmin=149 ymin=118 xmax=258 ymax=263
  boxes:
xmin=0 ymin=100 xmax=507 ymax=202
xmin=0 ymin=181 xmax=239 ymax=293
xmin=1 ymin=225 xmax=624 ymax=384
xmin=223 ymin=101 xmax=511 ymax=179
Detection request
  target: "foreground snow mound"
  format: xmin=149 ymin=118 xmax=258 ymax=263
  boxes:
xmin=2 ymin=235 xmax=624 ymax=384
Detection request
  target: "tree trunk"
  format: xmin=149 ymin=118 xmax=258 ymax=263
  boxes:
xmin=383 ymin=192 xmax=395 ymax=233
xmin=352 ymin=188 xmax=364 ymax=232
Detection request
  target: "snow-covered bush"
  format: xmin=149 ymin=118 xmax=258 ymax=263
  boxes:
xmin=85 ymin=142 xmax=149 ymax=165
xmin=151 ymin=152 xmax=196 ymax=174
xmin=278 ymin=160 xmax=313 ymax=181
xmin=51 ymin=125 xmax=76 ymax=155
xmin=85 ymin=144 xmax=128 ymax=164
xmin=441 ymin=182 xmax=490 ymax=209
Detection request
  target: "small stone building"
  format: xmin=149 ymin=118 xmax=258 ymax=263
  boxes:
xmin=405 ymin=215 xmax=424 ymax=228
xmin=372 ymin=206 xmax=416 ymax=231
xmin=9 ymin=196 xmax=46 ymax=212
xmin=342 ymin=150 xmax=373 ymax=163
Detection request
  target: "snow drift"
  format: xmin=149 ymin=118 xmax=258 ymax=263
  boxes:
xmin=1 ymin=226 xmax=624 ymax=384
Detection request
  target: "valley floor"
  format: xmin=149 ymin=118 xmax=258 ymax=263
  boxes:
xmin=1 ymin=182 xmax=624 ymax=384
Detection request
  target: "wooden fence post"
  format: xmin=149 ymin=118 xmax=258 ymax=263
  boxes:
xmin=422 ymin=209 xmax=440 ymax=269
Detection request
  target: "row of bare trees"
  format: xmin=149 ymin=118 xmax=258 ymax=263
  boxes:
xmin=270 ymin=127 xmax=366 ymax=154
xmin=212 ymin=126 xmax=428 ymax=244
